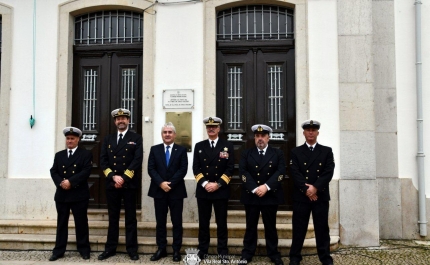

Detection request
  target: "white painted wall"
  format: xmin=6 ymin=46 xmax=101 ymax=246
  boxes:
xmin=153 ymin=2 xmax=204 ymax=179
xmin=3 ymin=0 xmax=61 ymax=178
xmin=307 ymin=0 xmax=340 ymax=180
xmin=396 ymin=1 xmax=430 ymax=196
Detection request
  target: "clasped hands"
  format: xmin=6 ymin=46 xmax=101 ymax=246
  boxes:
xmin=204 ymin=182 xmax=220 ymax=193
xmin=160 ymin=181 xmax=172 ymax=192
xmin=254 ymin=184 xmax=268 ymax=197
xmin=60 ymin=179 xmax=71 ymax=190
xmin=306 ymin=184 xmax=318 ymax=201
xmin=113 ymin=175 xmax=124 ymax=188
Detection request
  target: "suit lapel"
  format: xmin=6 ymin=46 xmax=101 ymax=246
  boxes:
xmin=301 ymin=143 xmax=320 ymax=168
xmin=250 ymin=148 xmax=261 ymax=165
xmin=113 ymin=131 xmax=131 ymax=154
xmin=158 ymin=144 xmax=167 ymax=167
xmin=59 ymin=150 xmax=69 ymax=167
xmin=260 ymin=146 xmax=274 ymax=168
xmin=204 ymin=140 xmax=219 ymax=164
xmin=251 ymin=147 xmax=273 ymax=168
xmin=64 ymin=148 xmax=80 ymax=167
xmin=167 ymin=143 xmax=179 ymax=168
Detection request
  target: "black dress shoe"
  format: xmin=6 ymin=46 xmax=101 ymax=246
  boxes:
xmin=150 ymin=248 xmax=167 ymax=261
xmin=289 ymin=261 xmax=300 ymax=265
xmin=172 ymin=251 xmax=181 ymax=262
xmin=81 ymin=253 xmax=90 ymax=260
xmin=322 ymin=263 xmax=333 ymax=265
xmin=129 ymin=252 xmax=139 ymax=260
xmin=98 ymin=251 xmax=116 ymax=260
xmin=272 ymin=258 xmax=284 ymax=265
xmin=48 ymin=254 xmax=63 ymax=261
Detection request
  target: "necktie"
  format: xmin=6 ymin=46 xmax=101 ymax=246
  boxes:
xmin=118 ymin=133 xmax=123 ymax=144
xmin=211 ymin=140 xmax=215 ymax=149
xmin=165 ymin=146 xmax=170 ymax=165
xmin=259 ymin=150 xmax=264 ymax=161
xmin=309 ymin=146 xmax=313 ymax=152
xmin=68 ymin=150 xmax=73 ymax=158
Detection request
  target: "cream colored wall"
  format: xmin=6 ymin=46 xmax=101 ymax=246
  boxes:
xmin=0 ymin=3 xmax=12 ymax=179
xmin=396 ymin=1 xmax=430 ymax=195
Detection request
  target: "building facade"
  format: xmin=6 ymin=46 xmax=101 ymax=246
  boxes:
xmin=0 ymin=0 xmax=429 ymax=246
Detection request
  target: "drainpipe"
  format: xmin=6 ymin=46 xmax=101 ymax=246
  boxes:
xmin=415 ymin=0 xmax=426 ymax=237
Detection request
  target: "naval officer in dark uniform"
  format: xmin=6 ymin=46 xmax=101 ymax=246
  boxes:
xmin=193 ymin=117 xmax=234 ymax=263
xmin=148 ymin=122 xmax=188 ymax=262
xmin=289 ymin=120 xmax=335 ymax=265
xmin=240 ymin=124 xmax=286 ymax=265
xmin=98 ymin=108 xmax=143 ymax=261
xmin=49 ymin=127 xmax=92 ymax=261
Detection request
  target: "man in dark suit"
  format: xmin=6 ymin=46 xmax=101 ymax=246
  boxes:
xmin=49 ymin=127 xmax=92 ymax=261
xmin=148 ymin=122 xmax=188 ymax=262
xmin=193 ymin=117 xmax=234 ymax=263
xmin=240 ymin=124 xmax=286 ymax=265
xmin=98 ymin=108 xmax=143 ymax=261
xmin=289 ymin=120 xmax=335 ymax=265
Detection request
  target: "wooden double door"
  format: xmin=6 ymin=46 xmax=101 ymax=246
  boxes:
xmin=72 ymin=45 xmax=143 ymax=209
xmin=216 ymin=43 xmax=296 ymax=210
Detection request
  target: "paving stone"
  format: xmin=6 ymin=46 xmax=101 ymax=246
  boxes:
xmin=1 ymin=240 xmax=430 ymax=264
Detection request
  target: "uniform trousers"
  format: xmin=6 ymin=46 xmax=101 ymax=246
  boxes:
xmin=53 ymin=200 xmax=90 ymax=256
xmin=242 ymin=204 xmax=280 ymax=260
xmin=289 ymin=200 xmax=332 ymax=264
xmin=197 ymin=198 xmax=228 ymax=256
xmin=105 ymin=188 xmax=138 ymax=254
xmin=154 ymin=197 xmax=184 ymax=251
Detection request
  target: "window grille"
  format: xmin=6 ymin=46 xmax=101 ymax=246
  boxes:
xmin=267 ymin=65 xmax=284 ymax=129
xmin=83 ymin=69 xmax=98 ymax=131
xmin=75 ymin=10 xmax=143 ymax=45
xmin=227 ymin=66 xmax=244 ymax=130
xmin=217 ymin=5 xmax=294 ymax=41
xmin=121 ymin=68 xmax=136 ymax=129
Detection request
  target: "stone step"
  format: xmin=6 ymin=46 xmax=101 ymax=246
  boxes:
xmin=0 ymin=220 xmax=315 ymax=239
xmin=71 ymin=209 xmax=142 ymax=221
xmin=81 ymin=209 xmax=307 ymax=224
xmin=227 ymin=210 xmax=301 ymax=224
xmin=0 ymin=233 xmax=339 ymax=255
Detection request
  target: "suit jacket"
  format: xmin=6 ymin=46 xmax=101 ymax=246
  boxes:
xmin=193 ymin=138 xmax=234 ymax=199
xmin=50 ymin=147 xmax=93 ymax=202
xmin=100 ymin=130 xmax=143 ymax=190
xmin=147 ymin=143 xmax=188 ymax=199
xmin=239 ymin=146 xmax=286 ymax=205
xmin=290 ymin=143 xmax=335 ymax=202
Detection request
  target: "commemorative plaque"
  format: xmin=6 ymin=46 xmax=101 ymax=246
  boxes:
xmin=166 ymin=112 xmax=192 ymax=152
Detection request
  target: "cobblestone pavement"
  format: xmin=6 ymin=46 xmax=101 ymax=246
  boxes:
xmin=1 ymin=240 xmax=430 ymax=265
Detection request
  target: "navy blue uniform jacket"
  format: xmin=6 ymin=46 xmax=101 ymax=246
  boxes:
xmin=193 ymin=138 xmax=234 ymax=199
xmin=290 ymin=143 xmax=335 ymax=202
xmin=50 ymin=147 xmax=92 ymax=202
xmin=239 ymin=146 xmax=286 ymax=205
xmin=100 ymin=131 xmax=143 ymax=189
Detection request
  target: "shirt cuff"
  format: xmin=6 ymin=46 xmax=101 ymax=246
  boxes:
xmin=265 ymin=184 xmax=271 ymax=191
xmin=202 ymin=181 xmax=208 ymax=188
xmin=252 ymin=187 xmax=257 ymax=193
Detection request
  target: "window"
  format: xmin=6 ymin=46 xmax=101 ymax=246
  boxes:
xmin=217 ymin=5 xmax=294 ymax=41
xmin=75 ymin=10 xmax=143 ymax=45
xmin=226 ymin=66 xmax=244 ymax=130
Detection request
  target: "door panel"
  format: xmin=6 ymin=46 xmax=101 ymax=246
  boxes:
xmin=217 ymin=47 xmax=295 ymax=210
xmin=73 ymin=47 xmax=142 ymax=209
